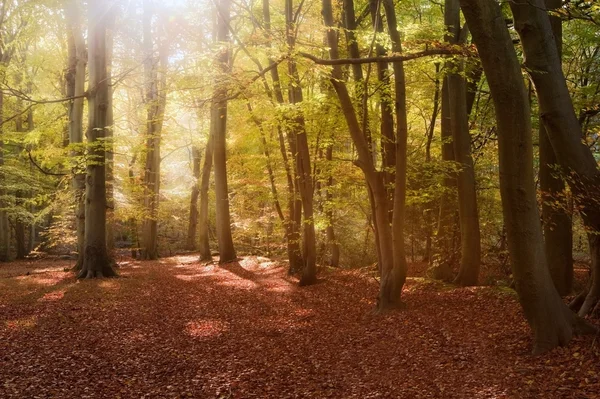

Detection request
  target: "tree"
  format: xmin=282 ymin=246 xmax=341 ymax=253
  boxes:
xmin=212 ymin=0 xmax=237 ymax=263
xmin=459 ymin=0 xmax=595 ymax=353
xmin=537 ymin=0 xmax=573 ymax=296
xmin=445 ymin=0 xmax=481 ymax=286
xmin=78 ymin=0 xmax=116 ymax=278
xmin=65 ymin=0 xmax=86 ymax=270
xmin=508 ymin=0 xmax=600 ymax=316
xmin=141 ymin=0 xmax=168 ymax=260
xmin=185 ymin=145 xmax=202 ymax=250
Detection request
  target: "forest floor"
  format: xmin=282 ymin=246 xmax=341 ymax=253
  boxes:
xmin=1 ymin=255 xmax=599 ymax=399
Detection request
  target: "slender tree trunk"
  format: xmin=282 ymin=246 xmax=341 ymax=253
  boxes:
xmin=323 ymin=0 xmax=404 ymax=309
xmin=509 ymin=0 xmax=600 ymax=316
xmin=78 ymin=0 xmax=116 ymax=279
xmin=382 ymin=0 xmax=408 ymax=308
xmin=423 ymin=63 xmax=441 ymax=264
xmin=0 ymin=87 xmax=7 ymax=262
xmin=66 ymin=0 xmax=87 ymax=270
xmin=198 ymin=125 xmax=214 ymax=261
xmin=213 ymin=0 xmax=237 ymax=263
xmin=431 ymin=79 xmax=458 ymax=280
xmin=324 ymin=144 xmax=340 ymax=267
xmin=285 ymin=0 xmax=317 ymax=285
xmin=445 ymin=0 xmax=481 ymax=286
xmin=460 ymin=0 xmax=595 ymax=354
xmin=185 ymin=146 xmax=202 ymax=250
xmin=536 ymin=0 xmax=573 ymax=297
xmin=262 ymin=0 xmax=304 ymax=273
xmin=105 ymin=9 xmax=116 ymax=252
xmin=141 ymin=0 xmax=167 ymax=260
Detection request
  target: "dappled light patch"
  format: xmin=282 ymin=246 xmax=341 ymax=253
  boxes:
xmin=4 ymin=316 xmax=37 ymax=330
xmin=38 ymin=289 xmax=67 ymax=302
xmin=98 ymin=280 xmax=120 ymax=291
xmin=185 ymin=319 xmax=229 ymax=339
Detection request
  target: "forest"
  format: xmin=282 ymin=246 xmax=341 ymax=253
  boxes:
xmin=1 ymin=0 xmax=600 ymax=397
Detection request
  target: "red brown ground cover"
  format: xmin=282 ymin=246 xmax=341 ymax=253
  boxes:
xmin=1 ymin=256 xmax=599 ymax=398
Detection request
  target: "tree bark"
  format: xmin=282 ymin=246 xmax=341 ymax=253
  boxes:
xmin=535 ymin=0 xmax=573 ymax=297
xmin=459 ymin=0 xmax=595 ymax=354
xmin=141 ymin=0 xmax=167 ymax=260
xmin=445 ymin=0 xmax=481 ymax=286
xmin=78 ymin=0 xmax=116 ymax=279
xmin=213 ymin=0 xmax=237 ymax=263
xmin=66 ymin=0 xmax=87 ymax=270
xmin=324 ymin=144 xmax=340 ymax=267
xmin=323 ymin=0 xmax=405 ymax=309
xmin=285 ymin=0 xmax=317 ymax=285
xmin=198 ymin=127 xmax=214 ymax=260
xmin=509 ymin=0 xmax=600 ymax=315
xmin=185 ymin=146 xmax=202 ymax=250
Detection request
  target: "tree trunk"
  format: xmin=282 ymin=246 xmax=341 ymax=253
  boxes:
xmin=535 ymin=0 xmax=573 ymax=297
xmin=510 ymin=0 xmax=600 ymax=315
xmin=323 ymin=0 xmax=405 ymax=309
xmin=105 ymin=8 xmax=116 ymax=252
xmin=444 ymin=0 xmax=481 ymax=286
xmin=78 ymin=0 xmax=116 ymax=279
xmin=285 ymin=0 xmax=317 ymax=285
xmin=431 ymin=79 xmax=458 ymax=280
xmin=324 ymin=144 xmax=340 ymax=267
xmin=460 ymin=0 xmax=595 ymax=354
xmin=66 ymin=0 xmax=87 ymax=270
xmin=141 ymin=0 xmax=167 ymax=260
xmin=198 ymin=125 xmax=214 ymax=261
xmin=185 ymin=146 xmax=202 ymax=250
xmin=213 ymin=0 xmax=237 ymax=263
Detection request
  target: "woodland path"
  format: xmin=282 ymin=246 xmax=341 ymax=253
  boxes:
xmin=1 ymin=255 xmax=599 ymax=398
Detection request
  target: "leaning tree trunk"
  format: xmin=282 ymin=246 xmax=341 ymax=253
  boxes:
xmin=509 ymin=0 xmax=600 ymax=316
xmin=78 ymin=0 xmax=116 ymax=279
xmin=459 ymin=0 xmax=595 ymax=354
xmin=538 ymin=0 xmax=572 ymax=297
xmin=66 ymin=0 xmax=87 ymax=270
xmin=185 ymin=146 xmax=202 ymax=250
xmin=213 ymin=0 xmax=237 ymax=263
xmin=445 ymin=0 xmax=481 ymax=286
xmin=323 ymin=0 xmax=404 ymax=310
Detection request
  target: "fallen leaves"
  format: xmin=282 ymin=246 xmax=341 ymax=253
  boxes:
xmin=0 ymin=255 xmax=598 ymax=398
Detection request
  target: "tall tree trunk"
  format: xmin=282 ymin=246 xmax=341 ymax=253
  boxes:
xmin=322 ymin=0 xmax=404 ymax=310
xmin=536 ymin=0 xmax=573 ymax=297
xmin=213 ymin=0 xmax=237 ymax=263
xmin=382 ymin=0 xmax=408 ymax=308
xmin=105 ymin=8 xmax=116 ymax=252
xmin=141 ymin=0 xmax=167 ymax=260
xmin=198 ymin=125 xmax=214 ymax=261
xmin=459 ymin=0 xmax=595 ymax=354
xmin=78 ymin=0 xmax=116 ymax=279
xmin=324 ymin=144 xmax=340 ymax=267
xmin=431 ymin=82 xmax=458 ymax=280
xmin=66 ymin=0 xmax=86 ymax=270
xmin=186 ymin=146 xmax=202 ymax=250
xmin=262 ymin=0 xmax=304 ymax=273
xmin=446 ymin=0 xmax=481 ymax=286
xmin=423 ymin=63 xmax=441 ymax=264
xmin=285 ymin=0 xmax=317 ymax=285
xmin=509 ymin=0 xmax=600 ymax=316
